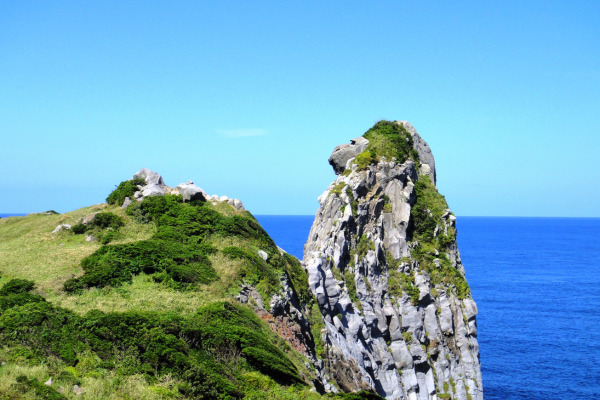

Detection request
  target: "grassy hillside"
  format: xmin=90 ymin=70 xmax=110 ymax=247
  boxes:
xmin=0 ymin=189 xmax=380 ymax=400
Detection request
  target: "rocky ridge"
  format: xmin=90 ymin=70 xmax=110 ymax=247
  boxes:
xmin=126 ymin=167 xmax=246 ymax=211
xmin=304 ymin=121 xmax=482 ymax=400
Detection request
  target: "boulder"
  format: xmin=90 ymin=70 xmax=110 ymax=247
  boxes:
xmin=176 ymin=181 xmax=206 ymax=202
xmin=133 ymin=168 xmax=165 ymax=186
xmin=227 ymin=198 xmax=245 ymax=211
xmin=121 ymin=197 xmax=132 ymax=209
xmin=141 ymin=184 xmax=165 ymax=198
xmin=328 ymin=137 xmax=369 ymax=175
xmin=82 ymin=213 xmax=97 ymax=225
xmin=52 ymin=224 xmax=71 ymax=234
xmin=257 ymin=250 xmax=268 ymax=261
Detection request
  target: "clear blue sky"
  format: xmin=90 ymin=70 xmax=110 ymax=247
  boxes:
xmin=1 ymin=1 xmax=598 ymax=216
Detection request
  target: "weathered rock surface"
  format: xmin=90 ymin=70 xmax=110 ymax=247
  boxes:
xmin=303 ymin=121 xmax=482 ymax=399
xmin=51 ymin=224 xmax=71 ymax=233
xmin=329 ymin=137 xmax=369 ymax=175
xmin=176 ymin=180 xmax=207 ymax=202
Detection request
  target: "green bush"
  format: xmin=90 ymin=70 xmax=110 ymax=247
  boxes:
xmin=91 ymin=212 xmax=125 ymax=230
xmin=353 ymin=150 xmax=379 ymax=171
xmin=308 ymin=302 xmax=326 ymax=359
xmin=64 ymin=239 xmax=216 ymax=292
xmin=361 ymin=120 xmax=420 ymax=165
xmin=106 ymin=178 xmax=146 ymax=205
xmin=0 ymin=300 xmax=305 ymax=396
xmin=283 ymin=253 xmax=311 ymax=305
xmin=0 ymin=279 xmax=35 ymax=296
xmin=100 ymin=229 xmax=120 ymax=244
xmin=344 ymin=270 xmax=359 ymax=306
xmin=71 ymin=223 xmax=87 ymax=234
xmin=0 ymin=293 xmax=46 ymax=313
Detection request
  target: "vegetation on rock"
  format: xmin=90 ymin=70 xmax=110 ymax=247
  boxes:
xmin=106 ymin=178 xmax=146 ymax=205
xmin=352 ymin=120 xmax=420 ymax=171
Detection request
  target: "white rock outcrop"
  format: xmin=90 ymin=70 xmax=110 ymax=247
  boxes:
xmin=303 ymin=121 xmax=482 ymax=399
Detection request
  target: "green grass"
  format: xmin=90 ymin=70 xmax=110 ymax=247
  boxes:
xmin=407 ymin=174 xmax=470 ymax=300
xmin=0 ymin=178 xmax=388 ymax=399
xmin=0 ymin=190 xmax=339 ymax=399
xmin=348 ymin=120 xmax=420 ymax=171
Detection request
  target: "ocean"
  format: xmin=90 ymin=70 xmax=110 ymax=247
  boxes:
xmin=3 ymin=213 xmax=599 ymax=398
xmin=255 ymin=215 xmax=600 ymax=400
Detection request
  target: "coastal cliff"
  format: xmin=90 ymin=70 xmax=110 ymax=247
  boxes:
xmin=304 ymin=121 xmax=482 ymax=400
xmin=0 ymin=120 xmax=481 ymax=399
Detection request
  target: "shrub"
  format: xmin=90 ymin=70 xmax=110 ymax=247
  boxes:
xmin=64 ymin=240 xmax=216 ymax=292
xmin=0 ymin=301 xmax=305 ymax=395
xmin=91 ymin=212 xmax=125 ymax=230
xmin=222 ymin=246 xmax=280 ymax=300
xmin=330 ymin=182 xmax=346 ymax=197
xmin=344 ymin=270 xmax=359 ymax=306
xmin=0 ymin=293 xmax=45 ymax=313
xmin=0 ymin=279 xmax=35 ymax=296
xmin=409 ymin=175 xmax=448 ymax=242
xmin=71 ymin=223 xmax=87 ymax=234
xmin=283 ymin=253 xmax=311 ymax=304
xmin=66 ymin=195 xmax=278 ymax=293
xmin=106 ymin=178 xmax=146 ymax=205
xmin=307 ymin=302 xmax=326 ymax=358
xmin=361 ymin=120 xmax=420 ymax=165
xmin=100 ymin=229 xmax=120 ymax=244
xmin=353 ymin=150 xmax=379 ymax=171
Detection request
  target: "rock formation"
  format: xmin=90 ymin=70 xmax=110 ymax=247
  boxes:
xmin=128 ymin=168 xmax=245 ymax=211
xmin=304 ymin=121 xmax=482 ymax=400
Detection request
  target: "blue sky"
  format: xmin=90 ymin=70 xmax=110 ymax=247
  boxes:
xmin=1 ymin=1 xmax=598 ymax=216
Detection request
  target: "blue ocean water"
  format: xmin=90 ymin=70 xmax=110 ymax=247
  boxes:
xmin=0 ymin=214 xmax=26 ymax=218
xmin=255 ymin=215 xmax=600 ymax=400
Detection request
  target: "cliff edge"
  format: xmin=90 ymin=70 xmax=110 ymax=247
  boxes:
xmin=305 ymin=120 xmax=482 ymax=400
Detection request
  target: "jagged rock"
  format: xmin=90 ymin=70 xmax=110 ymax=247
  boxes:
xmin=257 ymin=250 xmax=268 ymax=261
xmin=176 ymin=181 xmax=206 ymax=202
xmin=121 ymin=197 xmax=132 ymax=209
xmin=228 ymin=198 xmax=245 ymax=210
xmin=82 ymin=213 xmax=97 ymax=225
xmin=304 ymin=121 xmax=482 ymax=399
xmin=328 ymin=137 xmax=369 ymax=175
xmin=52 ymin=224 xmax=71 ymax=233
xmin=397 ymin=121 xmax=436 ymax=185
xmin=133 ymin=168 xmax=165 ymax=186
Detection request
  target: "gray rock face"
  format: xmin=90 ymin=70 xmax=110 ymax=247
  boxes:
xmin=51 ymin=224 xmax=71 ymax=233
xmin=304 ymin=122 xmax=482 ymax=399
xmin=397 ymin=121 xmax=436 ymax=185
xmin=134 ymin=168 xmax=165 ymax=186
xmin=176 ymin=181 xmax=207 ymax=202
xmin=329 ymin=137 xmax=369 ymax=175
xmin=121 ymin=197 xmax=132 ymax=209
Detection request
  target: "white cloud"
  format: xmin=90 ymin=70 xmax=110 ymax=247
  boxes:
xmin=216 ymin=129 xmax=266 ymax=138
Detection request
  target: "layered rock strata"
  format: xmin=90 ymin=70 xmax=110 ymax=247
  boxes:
xmin=304 ymin=121 xmax=482 ymax=400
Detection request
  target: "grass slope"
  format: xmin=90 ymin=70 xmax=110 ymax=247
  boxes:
xmin=0 ymin=190 xmax=380 ymax=400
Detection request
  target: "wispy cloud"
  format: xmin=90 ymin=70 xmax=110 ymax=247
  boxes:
xmin=216 ymin=129 xmax=266 ymax=138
